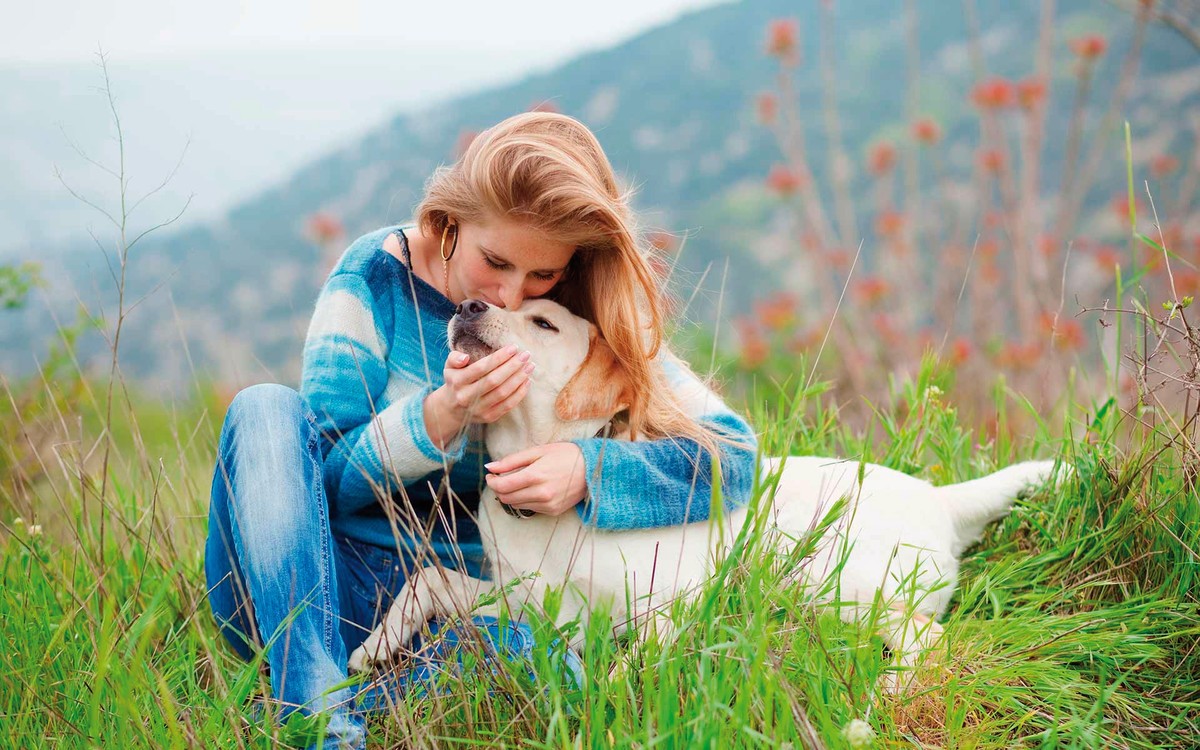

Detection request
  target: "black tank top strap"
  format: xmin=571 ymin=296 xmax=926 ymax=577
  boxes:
xmin=394 ymin=227 xmax=413 ymax=269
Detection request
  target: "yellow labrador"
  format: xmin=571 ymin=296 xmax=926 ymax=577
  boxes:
xmin=348 ymin=299 xmax=1063 ymax=690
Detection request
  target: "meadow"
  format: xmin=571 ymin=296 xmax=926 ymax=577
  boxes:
xmin=3 ymin=7 xmax=1200 ymax=748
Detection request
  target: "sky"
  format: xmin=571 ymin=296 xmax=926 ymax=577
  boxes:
xmin=5 ymin=0 xmax=728 ymax=62
xmin=1 ymin=0 xmax=730 ymax=256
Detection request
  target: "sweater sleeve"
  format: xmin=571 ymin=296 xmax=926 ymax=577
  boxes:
xmin=569 ymin=352 xmax=758 ymax=530
xmin=300 ymin=269 xmax=466 ymax=515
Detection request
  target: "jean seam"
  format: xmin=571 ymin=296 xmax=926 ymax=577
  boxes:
xmin=304 ymin=412 xmax=337 ymax=658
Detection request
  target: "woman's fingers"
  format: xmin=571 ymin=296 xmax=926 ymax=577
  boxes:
xmin=479 ymin=373 xmax=532 ymax=421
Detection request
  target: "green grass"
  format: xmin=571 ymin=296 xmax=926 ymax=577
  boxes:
xmin=2 ymin=360 xmax=1198 ymax=749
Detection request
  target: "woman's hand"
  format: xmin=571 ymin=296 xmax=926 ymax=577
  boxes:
xmin=484 ymin=443 xmax=589 ymax=516
xmin=424 ymin=345 xmax=534 ymax=449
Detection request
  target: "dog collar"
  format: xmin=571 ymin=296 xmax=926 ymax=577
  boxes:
xmin=502 ymin=420 xmax=613 ymax=519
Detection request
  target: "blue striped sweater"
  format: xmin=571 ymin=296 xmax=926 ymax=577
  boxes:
xmin=300 ymin=225 xmax=759 ymax=577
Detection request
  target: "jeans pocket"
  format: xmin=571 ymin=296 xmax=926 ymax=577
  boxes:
xmin=337 ymin=537 xmax=400 ymax=627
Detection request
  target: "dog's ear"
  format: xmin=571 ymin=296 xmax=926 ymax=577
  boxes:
xmin=555 ymin=332 xmax=634 ymax=423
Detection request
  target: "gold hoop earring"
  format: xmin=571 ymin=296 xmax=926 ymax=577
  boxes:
xmin=439 ymin=223 xmax=459 ymax=262
xmin=439 ymin=223 xmax=459 ymax=300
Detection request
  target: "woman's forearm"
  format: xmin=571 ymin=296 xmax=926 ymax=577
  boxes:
xmin=423 ymin=387 xmax=467 ymax=450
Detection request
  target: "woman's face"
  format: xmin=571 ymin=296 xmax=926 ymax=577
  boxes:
xmin=448 ymin=215 xmax=576 ymax=309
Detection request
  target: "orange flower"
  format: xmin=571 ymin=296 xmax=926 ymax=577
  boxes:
xmin=1110 ymin=193 xmax=1143 ymax=222
xmin=305 ymin=212 xmax=344 ymax=245
xmin=1037 ymin=234 xmax=1059 ymax=258
xmin=949 ymin=338 xmax=973 ymax=366
xmin=1069 ymin=35 xmax=1107 ymax=60
xmin=454 ymin=129 xmax=478 ymax=159
xmin=755 ymin=291 xmax=799 ymax=333
xmin=826 ymin=247 xmax=851 ymax=270
xmin=854 ymin=276 xmax=890 ymax=305
xmin=911 ymin=118 xmax=942 ymax=145
xmin=978 ymin=238 xmax=999 ymax=259
xmin=1150 ymin=154 xmax=1179 ymax=178
xmin=1039 ymin=313 xmax=1086 ymax=351
xmin=647 ymin=230 xmax=678 ymax=254
xmin=982 ymin=211 xmax=1004 ymax=230
xmin=766 ymin=164 xmax=804 ymax=195
xmin=995 ymin=340 xmax=1043 ymax=369
xmin=735 ymin=317 xmax=769 ymax=368
xmin=874 ymin=210 xmax=905 ymax=238
xmin=971 ymin=78 xmax=1016 ymax=110
xmin=765 ymin=19 xmax=800 ymax=64
xmin=977 ymin=148 xmax=1006 ymax=173
xmin=981 ymin=259 xmax=1003 ymax=284
xmin=1017 ymin=77 xmax=1047 ymax=109
xmin=870 ymin=313 xmax=902 ymax=346
xmin=867 ymin=141 xmax=898 ymax=175
xmin=1092 ymin=245 xmax=1122 ymax=270
xmin=787 ymin=327 xmax=823 ymax=355
xmin=756 ymin=92 xmax=778 ymax=124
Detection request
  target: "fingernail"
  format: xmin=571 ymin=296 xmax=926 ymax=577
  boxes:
xmin=525 ymin=363 xmax=536 ymax=374
xmin=503 ymin=345 xmax=518 ymax=355
xmin=518 ymin=350 xmax=531 ymax=362
xmin=485 ymin=462 xmax=497 ymax=470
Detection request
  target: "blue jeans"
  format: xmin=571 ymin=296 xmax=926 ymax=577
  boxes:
xmin=205 ymin=384 xmax=580 ymax=749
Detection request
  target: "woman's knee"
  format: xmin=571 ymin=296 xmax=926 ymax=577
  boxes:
xmin=225 ymin=383 xmax=311 ymax=430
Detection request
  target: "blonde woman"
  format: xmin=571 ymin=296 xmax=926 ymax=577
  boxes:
xmin=204 ymin=112 xmax=758 ymax=748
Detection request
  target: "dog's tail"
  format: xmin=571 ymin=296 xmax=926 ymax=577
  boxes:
xmin=934 ymin=460 xmax=1062 ymax=553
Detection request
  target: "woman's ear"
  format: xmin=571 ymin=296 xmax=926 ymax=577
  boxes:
xmin=555 ymin=332 xmax=634 ymax=422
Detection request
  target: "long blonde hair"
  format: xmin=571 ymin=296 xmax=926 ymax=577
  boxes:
xmin=415 ymin=112 xmax=744 ymax=461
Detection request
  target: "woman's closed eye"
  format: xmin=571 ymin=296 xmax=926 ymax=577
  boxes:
xmin=484 ymin=254 xmax=558 ymax=281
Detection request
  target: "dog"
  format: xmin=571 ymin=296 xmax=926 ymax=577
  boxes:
xmin=348 ymin=298 xmax=1063 ymax=690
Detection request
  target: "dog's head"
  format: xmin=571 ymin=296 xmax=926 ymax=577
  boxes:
xmin=448 ymin=298 xmax=633 ymax=455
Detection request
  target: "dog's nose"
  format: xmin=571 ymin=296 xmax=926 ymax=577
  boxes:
xmin=455 ymin=299 xmax=489 ymax=320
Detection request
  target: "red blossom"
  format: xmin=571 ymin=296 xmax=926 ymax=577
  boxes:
xmin=977 ymin=148 xmax=1006 ymax=173
xmin=911 ymin=118 xmax=942 ymax=145
xmin=949 ymin=338 xmax=973 ymax=366
xmin=1150 ymin=154 xmax=1180 ymax=178
xmin=756 ymin=92 xmax=778 ymax=124
xmin=854 ymin=276 xmax=890 ymax=305
xmin=755 ymin=291 xmax=799 ymax=333
xmin=981 ymin=259 xmax=1003 ymax=284
xmin=1037 ymin=234 xmax=1059 ymax=258
xmin=867 ymin=141 xmax=898 ymax=175
xmin=971 ymin=78 xmax=1016 ymax=110
xmin=647 ymin=230 xmax=678 ymax=253
xmin=1017 ymin=77 xmax=1047 ymax=109
xmin=1039 ymin=313 xmax=1086 ymax=351
xmin=735 ymin=317 xmax=770 ymax=368
xmin=874 ymin=210 xmax=905 ymax=238
xmin=1092 ymin=245 xmax=1122 ymax=270
xmin=305 ymin=212 xmax=344 ymax=245
xmin=765 ymin=19 xmax=800 ymax=64
xmin=454 ymin=129 xmax=479 ymax=159
xmin=826 ymin=247 xmax=851 ymax=270
xmin=978 ymin=239 xmax=1000 ymax=258
xmin=1110 ymin=193 xmax=1144 ymax=222
xmin=1070 ymin=35 xmax=1108 ymax=60
xmin=994 ymin=340 xmax=1043 ymax=369
xmin=766 ymin=164 xmax=804 ymax=195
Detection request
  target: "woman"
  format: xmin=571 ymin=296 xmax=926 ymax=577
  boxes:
xmin=205 ymin=112 xmax=758 ymax=748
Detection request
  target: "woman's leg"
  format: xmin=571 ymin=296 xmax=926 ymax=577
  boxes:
xmin=204 ymin=383 xmax=364 ymax=749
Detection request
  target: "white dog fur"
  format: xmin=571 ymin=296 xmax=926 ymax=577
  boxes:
xmin=348 ymin=299 xmax=1063 ymax=689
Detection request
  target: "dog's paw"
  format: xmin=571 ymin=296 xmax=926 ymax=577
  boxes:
xmin=348 ymin=626 xmax=401 ymax=673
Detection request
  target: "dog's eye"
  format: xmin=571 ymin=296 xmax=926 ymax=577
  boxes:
xmin=531 ymin=317 xmax=559 ymax=332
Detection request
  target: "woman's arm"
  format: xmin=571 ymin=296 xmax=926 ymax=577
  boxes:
xmin=300 ymin=267 xmax=467 ymax=515
xmin=569 ymin=352 xmax=759 ymax=530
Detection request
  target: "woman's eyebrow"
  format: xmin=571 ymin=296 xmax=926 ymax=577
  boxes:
xmin=479 ymin=244 xmax=567 ymax=274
